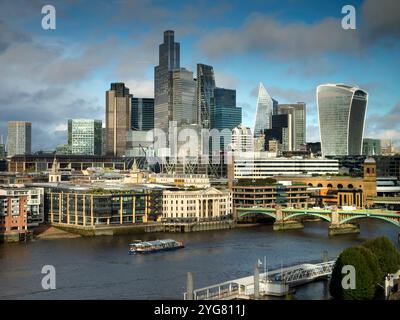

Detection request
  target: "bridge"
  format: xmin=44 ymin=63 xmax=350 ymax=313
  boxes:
xmin=184 ymin=260 xmax=335 ymax=300
xmin=236 ymin=207 xmax=400 ymax=235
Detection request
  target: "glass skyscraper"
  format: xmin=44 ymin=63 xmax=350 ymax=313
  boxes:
xmin=131 ymin=97 xmax=154 ymax=131
xmin=197 ymin=63 xmax=216 ymax=129
xmin=210 ymin=88 xmax=242 ymax=151
xmin=154 ymin=30 xmax=180 ymax=134
xmin=171 ymin=68 xmax=197 ymax=126
xmin=317 ymin=84 xmax=368 ymax=156
xmin=68 ymin=119 xmax=102 ymax=155
xmin=254 ymin=83 xmax=274 ymax=138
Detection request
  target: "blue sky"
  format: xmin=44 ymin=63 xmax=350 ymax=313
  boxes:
xmin=0 ymin=0 xmax=399 ymax=150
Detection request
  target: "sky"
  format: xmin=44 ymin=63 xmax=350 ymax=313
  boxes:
xmin=0 ymin=0 xmax=399 ymax=151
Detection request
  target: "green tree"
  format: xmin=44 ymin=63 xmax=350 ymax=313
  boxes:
xmin=363 ymin=236 xmax=400 ymax=281
xmin=330 ymin=246 xmax=380 ymax=300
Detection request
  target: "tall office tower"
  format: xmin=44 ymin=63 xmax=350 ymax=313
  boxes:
xmin=264 ymin=114 xmax=293 ymax=151
xmin=254 ymin=83 xmax=274 ymax=138
xmin=154 ymin=30 xmax=180 ymax=134
xmin=171 ymin=68 xmax=197 ymax=126
xmin=68 ymin=119 xmax=102 ymax=155
xmin=105 ymin=82 xmax=132 ymax=157
xmin=210 ymin=88 xmax=242 ymax=151
xmin=272 ymin=98 xmax=279 ymax=115
xmin=7 ymin=121 xmax=31 ymax=157
xmin=276 ymin=103 xmax=306 ymax=151
xmin=231 ymin=125 xmax=254 ymax=152
xmin=317 ymin=84 xmax=368 ymax=156
xmin=131 ymin=98 xmax=154 ymax=131
xmin=362 ymin=138 xmax=381 ymax=156
xmin=197 ymin=64 xmax=216 ymax=129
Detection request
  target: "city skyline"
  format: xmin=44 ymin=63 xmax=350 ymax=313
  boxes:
xmin=0 ymin=0 xmax=399 ymax=151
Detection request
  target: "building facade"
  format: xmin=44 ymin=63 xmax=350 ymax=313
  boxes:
xmin=254 ymin=83 xmax=274 ymax=138
xmin=0 ymin=193 xmax=28 ymax=242
xmin=154 ymin=30 xmax=180 ymax=134
xmin=106 ymin=82 xmax=132 ymax=157
xmin=7 ymin=121 xmax=32 ymax=157
xmin=46 ymin=186 xmax=163 ymax=226
xmin=131 ymin=98 xmax=154 ymax=131
xmin=197 ymin=64 xmax=216 ymax=129
xmin=231 ymin=125 xmax=254 ymax=152
xmin=363 ymin=138 xmax=381 ymax=156
xmin=276 ymin=103 xmax=306 ymax=151
xmin=317 ymin=84 xmax=368 ymax=156
xmin=210 ymin=88 xmax=242 ymax=151
xmin=162 ymin=187 xmax=231 ymax=220
xmin=68 ymin=119 xmax=102 ymax=155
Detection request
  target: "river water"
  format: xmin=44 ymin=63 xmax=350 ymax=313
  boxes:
xmin=0 ymin=220 xmax=399 ymax=300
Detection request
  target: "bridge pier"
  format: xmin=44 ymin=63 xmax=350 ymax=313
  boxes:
xmin=328 ymin=223 xmax=360 ymax=236
xmin=273 ymin=220 xmax=304 ymax=231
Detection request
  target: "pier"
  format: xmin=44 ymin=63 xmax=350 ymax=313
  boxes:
xmin=184 ymin=260 xmax=335 ymax=300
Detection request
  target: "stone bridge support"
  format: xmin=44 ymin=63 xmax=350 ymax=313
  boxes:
xmin=273 ymin=207 xmax=304 ymax=231
xmin=328 ymin=207 xmax=360 ymax=236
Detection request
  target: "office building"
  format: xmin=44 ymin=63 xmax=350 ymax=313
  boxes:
xmin=232 ymin=180 xmax=310 ymax=212
xmin=105 ymin=83 xmax=132 ymax=157
xmin=276 ymin=103 xmax=306 ymax=150
xmin=171 ymin=68 xmax=197 ymax=126
xmin=317 ymin=84 xmax=368 ymax=156
xmin=197 ymin=64 xmax=216 ymax=129
xmin=210 ymin=88 xmax=242 ymax=151
xmin=254 ymin=83 xmax=274 ymax=138
xmin=131 ymin=98 xmax=154 ymax=131
xmin=154 ymin=30 xmax=180 ymax=134
xmin=231 ymin=125 xmax=253 ymax=152
xmin=46 ymin=184 xmax=163 ymax=226
xmin=264 ymin=114 xmax=293 ymax=151
xmin=362 ymin=138 xmax=381 ymax=156
xmin=68 ymin=119 xmax=102 ymax=155
xmin=162 ymin=187 xmax=231 ymax=220
xmin=231 ymin=155 xmax=339 ymax=179
xmin=7 ymin=121 xmax=31 ymax=157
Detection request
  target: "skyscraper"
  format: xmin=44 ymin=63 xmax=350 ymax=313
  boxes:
xmin=276 ymin=103 xmax=306 ymax=151
xmin=264 ymin=114 xmax=293 ymax=151
xmin=154 ymin=30 xmax=180 ymax=134
xmin=362 ymin=138 xmax=381 ymax=156
xmin=68 ymin=119 xmax=102 ymax=155
xmin=105 ymin=82 xmax=132 ymax=157
xmin=131 ymin=97 xmax=154 ymax=131
xmin=317 ymin=84 xmax=368 ymax=156
xmin=210 ymin=88 xmax=242 ymax=151
xmin=7 ymin=121 xmax=31 ymax=157
xmin=254 ymin=83 xmax=274 ymax=138
xmin=197 ymin=64 xmax=216 ymax=129
xmin=171 ymin=68 xmax=197 ymax=126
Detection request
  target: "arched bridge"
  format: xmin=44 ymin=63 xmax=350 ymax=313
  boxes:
xmin=236 ymin=207 xmax=400 ymax=233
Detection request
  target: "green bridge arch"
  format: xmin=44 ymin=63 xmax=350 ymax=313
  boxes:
xmin=236 ymin=210 xmax=276 ymax=220
xmin=340 ymin=215 xmax=400 ymax=227
xmin=283 ymin=212 xmax=332 ymax=223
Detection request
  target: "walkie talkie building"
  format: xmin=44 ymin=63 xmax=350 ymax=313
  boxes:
xmin=317 ymin=84 xmax=368 ymax=157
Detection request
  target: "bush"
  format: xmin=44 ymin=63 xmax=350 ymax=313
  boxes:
xmin=363 ymin=236 xmax=400 ymax=281
xmin=329 ymin=246 xmax=380 ymax=300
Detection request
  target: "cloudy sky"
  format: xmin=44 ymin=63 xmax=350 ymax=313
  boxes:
xmin=0 ymin=0 xmax=399 ymax=151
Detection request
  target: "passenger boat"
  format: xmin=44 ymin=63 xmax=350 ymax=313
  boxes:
xmin=128 ymin=239 xmax=184 ymax=254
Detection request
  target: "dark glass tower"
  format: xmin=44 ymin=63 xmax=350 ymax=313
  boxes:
xmin=131 ymin=97 xmax=154 ymax=131
xmin=197 ymin=64 xmax=216 ymax=129
xmin=154 ymin=30 xmax=180 ymax=134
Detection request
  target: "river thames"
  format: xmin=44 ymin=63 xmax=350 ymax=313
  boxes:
xmin=0 ymin=220 xmax=399 ymax=300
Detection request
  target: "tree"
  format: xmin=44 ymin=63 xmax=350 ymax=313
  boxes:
xmin=363 ymin=236 xmax=400 ymax=281
xmin=330 ymin=246 xmax=380 ymax=300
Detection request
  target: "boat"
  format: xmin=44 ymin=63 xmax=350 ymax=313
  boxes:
xmin=128 ymin=239 xmax=184 ymax=254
